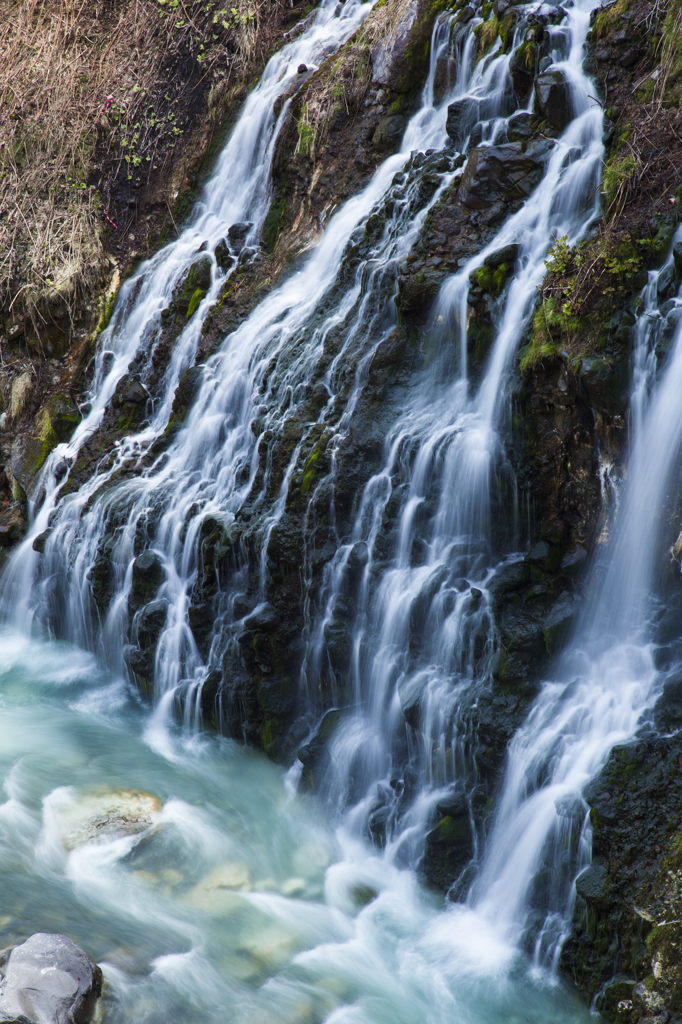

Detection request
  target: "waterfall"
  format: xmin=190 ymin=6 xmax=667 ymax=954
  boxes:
xmin=470 ymin=242 xmax=682 ymax=969
xmin=2 ymin=0 xmax=682 ymax=1014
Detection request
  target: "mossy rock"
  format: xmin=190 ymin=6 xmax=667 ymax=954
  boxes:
xmin=473 ymin=261 xmax=512 ymax=296
xmin=9 ymin=393 xmax=81 ymax=497
xmin=172 ymin=256 xmax=213 ymax=314
xmin=263 ymin=196 xmax=288 ymax=253
xmin=186 ymin=287 xmax=206 ymax=319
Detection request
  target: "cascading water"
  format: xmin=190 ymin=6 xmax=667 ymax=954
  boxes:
xmin=2 ymin=0 xmax=682 ymax=1021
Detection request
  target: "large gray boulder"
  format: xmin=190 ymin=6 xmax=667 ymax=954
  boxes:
xmin=0 ymin=933 xmax=102 ymax=1024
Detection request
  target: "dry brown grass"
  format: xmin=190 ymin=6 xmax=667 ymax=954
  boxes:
xmin=0 ymin=0 xmax=286 ymax=342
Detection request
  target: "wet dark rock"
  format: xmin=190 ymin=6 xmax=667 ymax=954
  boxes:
xmin=484 ymin=243 xmax=521 ymax=268
xmin=86 ymin=555 xmax=115 ymax=614
xmin=498 ymin=608 xmax=546 ymax=656
xmin=256 ymin=675 xmax=297 ymax=723
xmin=458 ymin=144 xmax=544 ymax=210
xmin=579 ymin=355 xmax=629 ymax=416
xmin=0 ymin=932 xmax=102 ymax=1024
xmin=436 ymin=785 xmax=468 ymax=818
xmin=445 ymin=97 xmax=478 ymax=145
xmin=172 ymin=256 xmax=212 ymax=314
xmin=528 ymin=539 xmax=551 ymax=565
xmin=509 ymin=47 xmax=536 ymax=100
xmin=130 ymin=550 xmax=165 ymax=609
xmin=32 ymin=528 xmax=53 ymax=553
xmin=243 ymin=603 xmax=279 ymax=632
xmin=657 ymin=262 xmax=678 ymax=301
xmin=171 ymin=366 xmax=203 ymax=421
xmin=506 ymin=111 xmax=534 ymax=143
xmin=199 ymin=669 xmax=222 ymax=722
xmin=543 ymin=590 xmax=579 ymax=653
xmin=672 ymin=241 xmax=682 ymax=275
xmin=608 ymin=311 xmax=636 ymax=345
xmin=227 ymin=222 xmax=252 ymax=251
xmin=137 ymin=599 xmax=167 ymax=649
xmin=298 ymin=708 xmax=348 ymax=789
xmin=214 ymin=240 xmax=234 ymax=271
xmin=398 ymin=676 xmax=424 ymax=728
xmin=9 ymin=392 xmax=81 ymax=500
xmin=456 ymin=5 xmax=475 ymax=22
xmin=372 ymin=115 xmax=408 ymax=154
xmin=232 ymin=593 xmax=255 ymax=620
xmin=433 ymin=53 xmax=457 ymax=104
xmin=187 ymin=602 xmax=214 ymax=657
xmin=561 ymin=544 xmax=588 ymax=576
xmin=368 ymin=798 xmax=391 ymax=847
xmin=653 ymin=670 xmax=682 ymax=732
xmin=534 ymin=67 xmax=572 ymax=130
xmin=198 ymin=515 xmax=234 ymax=591
xmin=423 ymin=805 xmax=474 ymax=890
xmin=487 ymin=558 xmax=530 ymax=598
xmin=114 ymin=377 xmax=148 ymax=405
xmin=575 ymin=857 xmax=609 ymax=908
xmin=297 ymin=63 xmax=307 ymax=74
xmin=323 ymin=618 xmax=353 ymax=673
xmin=190 ymin=255 xmax=212 ymax=290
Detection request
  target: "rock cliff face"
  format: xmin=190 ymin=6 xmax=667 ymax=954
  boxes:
xmin=2 ymin=0 xmax=682 ymax=1018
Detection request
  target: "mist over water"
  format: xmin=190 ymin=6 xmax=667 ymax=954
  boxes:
xmin=2 ymin=0 xmax=682 ymax=1020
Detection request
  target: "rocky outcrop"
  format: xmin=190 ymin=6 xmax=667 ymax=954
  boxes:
xmin=0 ymin=933 xmax=102 ymax=1024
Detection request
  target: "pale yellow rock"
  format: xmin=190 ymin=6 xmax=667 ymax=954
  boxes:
xmin=10 ymin=371 xmax=32 ymax=422
xmin=238 ymin=924 xmax=300 ymax=969
xmin=158 ymin=868 xmax=183 ymax=887
xmin=223 ymin=952 xmax=261 ymax=982
xmin=131 ymin=870 xmax=161 ymax=887
xmin=184 ymin=862 xmax=252 ymax=913
xmin=292 ymin=843 xmax=331 ymax=878
xmin=57 ymin=788 xmax=162 ymax=850
xmin=201 ymin=862 xmax=251 ymax=891
xmin=280 ymin=877 xmax=306 ymax=897
xmin=253 ymin=877 xmax=278 ymax=891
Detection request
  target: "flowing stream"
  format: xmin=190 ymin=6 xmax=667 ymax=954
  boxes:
xmin=2 ymin=0 xmax=682 ymax=1021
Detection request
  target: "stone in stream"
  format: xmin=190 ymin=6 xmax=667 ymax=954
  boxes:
xmin=0 ymin=932 xmax=102 ymax=1024
xmin=214 ymin=239 xmax=234 ymax=271
xmin=184 ymin=863 xmax=252 ymax=914
xmin=56 ymin=789 xmax=162 ymax=850
xmin=227 ymin=222 xmax=253 ymax=251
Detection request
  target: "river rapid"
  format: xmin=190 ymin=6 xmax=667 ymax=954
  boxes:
xmin=0 ymin=626 xmax=593 ymax=1024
